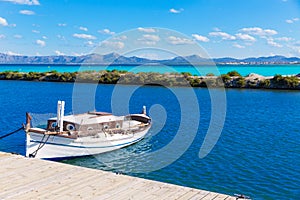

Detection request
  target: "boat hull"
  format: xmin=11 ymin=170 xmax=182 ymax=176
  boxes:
xmin=26 ymin=126 xmax=150 ymax=160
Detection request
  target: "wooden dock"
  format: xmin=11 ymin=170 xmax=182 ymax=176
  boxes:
xmin=0 ymin=152 xmax=236 ymax=200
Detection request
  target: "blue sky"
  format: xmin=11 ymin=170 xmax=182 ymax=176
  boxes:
xmin=0 ymin=0 xmax=300 ymax=58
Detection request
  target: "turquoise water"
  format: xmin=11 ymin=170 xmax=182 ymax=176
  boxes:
xmin=0 ymin=80 xmax=299 ymax=199
xmin=0 ymin=64 xmax=300 ymax=76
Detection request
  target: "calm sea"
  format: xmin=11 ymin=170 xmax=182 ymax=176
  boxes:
xmin=0 ymin=64 xmax=300 ymax=76
xmin=0 ymin=80 xmax=299 ymax=199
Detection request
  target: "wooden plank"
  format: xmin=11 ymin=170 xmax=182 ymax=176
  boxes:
xmin=130 ymin=182 xmax=170 ymax=200
xmin=201 ymin=192 xmax=220 ymax=200
xmin=32 ymin=170 xmax=107 ymax=198
xmin=213 ymin=194 xmax=232 ymax=200
xmin=10 ymin=168 xmax=92 ymax=199
xmin=0 ymin=165 xmax=79 ymax=198
xmin=90 ymin=176 xmax=145 ymax=199
xmin=175 ymin=189 xmax=204 ymax=200
xmin=66 ymin=175 xmax=134 ymax=199
xmin=188 ymin=190 xmax=212 ymax=200
xmin=0 ymin=152 xmax=235 ymax=200
xmin=162 ymin=187 xmax=190 ymax=199
xmin=1 ymin=167 xmax=67 ymax=193
xmin=140 ymin=183 xmax=172 ymax=200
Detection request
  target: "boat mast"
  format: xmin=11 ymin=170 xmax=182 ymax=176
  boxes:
xmin=142 ymin=106 xmax=146 ymax=115
xmin=57 ymin=100 xmax=65 ymax=132
xmin=57 ymin=101 xmax=61 ymax=130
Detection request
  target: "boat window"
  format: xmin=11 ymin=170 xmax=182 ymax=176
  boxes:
xmin=103 ymin=124 xmax=109 ymax=129
xmin=51 ymin=122 xmax=57 ymax=128
xmin=66 ymin=124 xmax=75 ymax=131
xmin=116 ymin=123 xmax=120 ymax=129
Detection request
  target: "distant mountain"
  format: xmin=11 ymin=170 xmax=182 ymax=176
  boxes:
xmin=239 ymin=56 xmax=300 ymax=64
xmin=0 ymin=53 xmax=299 ymax=65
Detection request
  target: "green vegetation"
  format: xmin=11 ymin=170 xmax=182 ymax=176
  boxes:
xmin=0 ymin=70 xmax=299 ymax=90
xmin=259 ymin=79 xmax=271 ymax=88
xmin=227 ymin=70 xmax=241 ymax=77
xmin=235 ymin=77 xmax=246 ymax=87
xmin=271 ymin=74 xmax=300 ymax=89
xmin=206 ymin=73 xmax=215 ymax=76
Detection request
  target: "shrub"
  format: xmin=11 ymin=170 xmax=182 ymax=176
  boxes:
xmin=181 ymin=72 xmax=192 ymax=78
xmin=236 ymin=77 xmax=246 ymax=87
xmin=227 ymin=71 xmax=241 ymax=77
xmin=259 ymin=79 xmax=270 ymax=88
xmin=221 ymin=74 xmax=231 ymax=82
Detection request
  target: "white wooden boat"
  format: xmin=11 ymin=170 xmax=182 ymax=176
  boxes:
xmin=25 ymin=101 xmax=151 ymax=160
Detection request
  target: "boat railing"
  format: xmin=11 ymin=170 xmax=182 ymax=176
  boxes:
xmin=29 ymin=122 xmax=150 ymax=138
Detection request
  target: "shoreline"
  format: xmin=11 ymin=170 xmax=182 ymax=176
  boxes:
xmin=1 ymin=63 xmax=300 ymax=66
xmin=0 ymin=70 xmax=299 ymax=90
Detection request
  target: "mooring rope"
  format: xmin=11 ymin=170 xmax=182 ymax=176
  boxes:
xmin=29 ymin=134 xmax=51 ymax=158
xmin=0 ymin=127 xmax=24 ymax=140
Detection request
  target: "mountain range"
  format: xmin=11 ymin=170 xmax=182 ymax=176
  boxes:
xmin=0 ymin=53 xmax=300 ymax=65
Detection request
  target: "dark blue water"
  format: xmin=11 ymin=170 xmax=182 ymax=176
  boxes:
xmin=0 ymin=80 xmax=299 ymax=199
xmin=1 ymin=64 xmax=300 ymax=76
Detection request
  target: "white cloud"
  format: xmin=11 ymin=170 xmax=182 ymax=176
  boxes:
xmin=192 ymin=34 xmax=210 ymax=42
xmin=36 ymin=39 xmax=45 ymax=47
xmin=32 ymin=29 xmax=40 ymax=33
xmin=213 ymin=27 xmax=221 ymax=32
xmin=57 ymin=34 xmax=65 ymax=40
xmin=136 ymin=53 xmax=160 ymax=60
xmin=169 ymin=8 xmax=183 ymax=14
xmin=19 ymin=10 xmax=35 ymax=15
xmin=79 ymin=26 xmax=88 ymax=31
xmin=72 ymin=52 xmax=85 ymax=56
xmin=2 ymin=0 xmax=40 ymax=5
xmin=113 ymin=35 xmax=127 ymax=41
xmin=14 ymin=34 xmax=22 ymax=39
xmin=167 ymin=36 xmax=194 ymax=45
xmin=143 ymin=35 xmax=160 ymax=41
xmin=266 ymin=38 xmax=282 ymax=48
xmin=58 ymin=23 xmax=67 ymax=27
xmin=138 ymin=34 xmax=160 ymax=45
xmin=286 ymin=18 xmax=299 ymax=24
xmin=85 ymin=41 xmax=95 ymax=47
xmin=42 ymin=35 xmax=47 ymax=39
xmin=5 ymin=51 xmax=22 ymax=56
xmin=73 ymin=33 xmax=96 ymax=40
xmin=101 ymin=41 xmax=125 ymax=49
xmin=276 ymin=37 xmax=293 ymax=42
xmin=293 ymin=40 xmax=300 ymax=46
xmin=235 ymin=33 xmax=256 ymax=42
xmin=98 ymin=28 xmax=115 ymax=35
xmin=55 ymin=50 xmax=65 ymax=56
xmin=233 ymin=44 xmax=245 ymax=49
xmin=0 ymin=17 xmax=8 ymax=26
xmin=209 ymin=31 xmax=236 ymax=40
xmin=287 ymin=43 xmax=300 ymax=56
xmin=137 ymin=27 xmax=156 ymax=33
xmin=240 ymin=27 xmax=278 ymax=37
xmin=0 ymin=34 xmax=5 ymax=39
